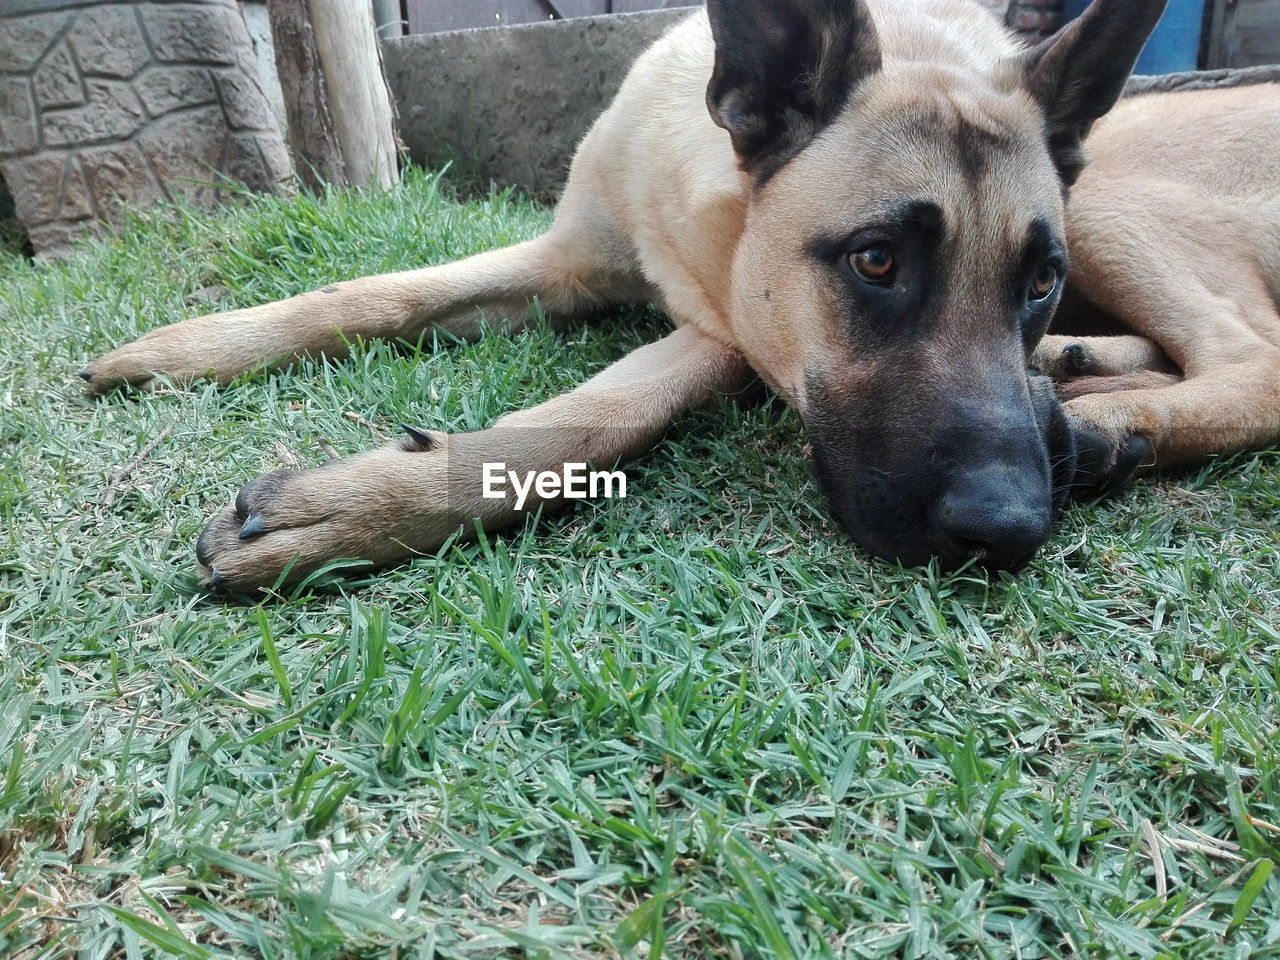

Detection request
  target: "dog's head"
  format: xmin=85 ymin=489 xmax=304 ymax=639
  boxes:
xmin=706 ymin=0 xmax=1167 ymax=569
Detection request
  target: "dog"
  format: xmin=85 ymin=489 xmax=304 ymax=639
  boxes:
xmin=80 ymin=0 xmax=1280 ymax=595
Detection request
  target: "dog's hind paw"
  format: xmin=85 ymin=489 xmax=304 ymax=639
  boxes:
xmin=1033 ymin=334 xmax=1172 ymax=385
xmin=1032 ymin=337 xmax=1100 ymax=381
xmin=1067 ymin=419 xmax=1152 ymax=495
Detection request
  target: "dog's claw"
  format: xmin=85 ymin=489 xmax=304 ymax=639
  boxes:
xmin=1070 ymin=422 xmax=1151 ymax=494
xmin=195 ymin=510 xmax=235 ymax=567
xmin=239 ymin=514 xmax=269 ymax=540
xmin=1061 ymin=343 xmax=1088 ymax=376
xmin=401 ymin=424 xmax=437 ymax=452
xmin=1111 ymin=434 xmax=1153 ymax=484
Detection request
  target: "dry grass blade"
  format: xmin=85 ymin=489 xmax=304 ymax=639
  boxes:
xmin=100 ymin=427 xmax=174 ymax=512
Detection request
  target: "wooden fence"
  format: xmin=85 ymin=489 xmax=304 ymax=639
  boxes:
xmin=404 ymin=0 xmax=696 ymax=35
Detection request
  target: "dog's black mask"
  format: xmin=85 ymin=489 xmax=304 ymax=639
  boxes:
xmin=808 ymin=371 xmax=1076 ymax=571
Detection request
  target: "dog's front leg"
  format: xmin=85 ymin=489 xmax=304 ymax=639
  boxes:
xmin=82 ymin=234 xmax=634 ymax=392
xmin=1066 ymin=350 xmax=1280 ymax=489
xmin=195 ymin=326 xmax=749 ymax=595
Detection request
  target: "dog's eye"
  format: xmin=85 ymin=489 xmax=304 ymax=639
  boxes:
xmin=1029 ymin=263 xmax=1060 ymax=301
xmin=850 ymin=247 xmax=896 ymax=284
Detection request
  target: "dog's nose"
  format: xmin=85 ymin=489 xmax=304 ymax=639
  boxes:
xmin=937 ymin=474 xmax=1052 ymax=570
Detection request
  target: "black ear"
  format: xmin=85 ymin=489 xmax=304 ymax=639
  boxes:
xmin=1022 ymin=0 xmax=1169 ymax=184
xmin=705 ymin=0 xmax=881 ymax=182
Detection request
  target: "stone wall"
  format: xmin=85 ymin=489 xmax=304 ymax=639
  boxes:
xmin=0 ymin=0 xmax=291 ymax=256
xmin=1124 ymin=61 xmax=1280 ymax=94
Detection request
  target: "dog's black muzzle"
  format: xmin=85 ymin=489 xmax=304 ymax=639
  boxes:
xmin=808 ymin=371 xmax=1077 ymax=571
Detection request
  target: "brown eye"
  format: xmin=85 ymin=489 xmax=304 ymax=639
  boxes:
xmin=1030 ymin=262 xmax=1060 ymax=301
xmin=850 ymin=247 xmax=895 ymax=284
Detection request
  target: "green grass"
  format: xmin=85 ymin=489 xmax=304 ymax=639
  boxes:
xmin=1 ymin=168 xmax=1278 ymax=959
xmin=0 ymin=183 xmax=30 ymax=261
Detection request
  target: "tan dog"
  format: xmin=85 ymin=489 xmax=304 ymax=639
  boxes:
xmin=81 ymin=0 xmax=1280 ymax=595
xmin=1032 ymin=83 xmax=1280 ymax=471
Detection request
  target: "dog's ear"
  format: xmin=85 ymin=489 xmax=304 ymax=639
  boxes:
xmin=1021 ymin=0 xmax=1169 ymax=184
xmin=705 ymin=0 xmax=881 ymax=181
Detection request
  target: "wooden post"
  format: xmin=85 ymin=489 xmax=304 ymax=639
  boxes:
xmin=267 ymin=0 xmax=345 ymax=189
xmin=267 ymin=0 xmax=401 ymax=190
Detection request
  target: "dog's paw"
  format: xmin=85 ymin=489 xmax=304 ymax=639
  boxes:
xmin=79 ymin=341 xmax=168 ymax=394
xmin=1067 ymin=418 xmax=1152 ymax=494
xmin=80 ymin=306 xmax=296 ymax=394
xmin=80 ymin=324 xmax=226 ymax=394
xmin=1032 ymin=334 xmax=1173 ymax=387
xmin=196 ymin=470 xmax=328 ymax=595
xmin=1032 ymin=336 xmax=1096 ymax=381
xmin=195 ymin=434 xmax=451 ymax=597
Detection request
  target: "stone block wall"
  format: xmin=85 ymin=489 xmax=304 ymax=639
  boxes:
xmin=0 ymin=0 xmax=292 ymax=256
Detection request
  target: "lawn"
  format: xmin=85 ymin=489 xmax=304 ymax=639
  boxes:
xmin=1 ymin=168 xmax=1278 ymax=959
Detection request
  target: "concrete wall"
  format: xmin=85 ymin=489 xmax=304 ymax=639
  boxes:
xmin=383 ymin=9 xmax=693 ymax=202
